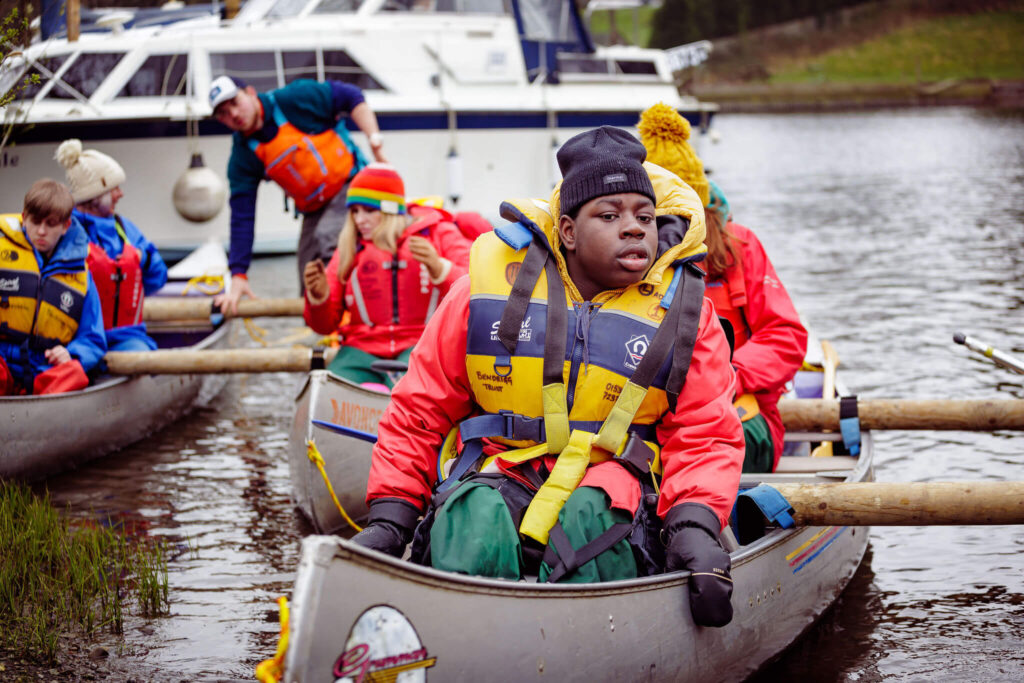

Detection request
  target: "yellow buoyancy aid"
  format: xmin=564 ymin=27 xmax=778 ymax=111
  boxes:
xmin=458 ymin=163 xmax=709 ymax=543
xmin=0 ymin=214 xmax=89 ymax=348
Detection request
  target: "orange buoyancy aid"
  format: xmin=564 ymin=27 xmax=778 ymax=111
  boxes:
xmin=0 ymin=215 xmax=89 ymax=349
xmin=346 ymin=222 xmax=441 ymax=329
xmin=705 ymin=241 xmax=750 ymax=349
xmin=249 ymin=94 xmax=360 ymax=213
xmin=86 ymin=219 xmax=144 ymax=330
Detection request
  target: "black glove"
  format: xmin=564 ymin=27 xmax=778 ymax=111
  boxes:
xmin=663 ymin=502 xmax=734 ymax=627
xmin=350 ymin=498 xmax=420 ymax=558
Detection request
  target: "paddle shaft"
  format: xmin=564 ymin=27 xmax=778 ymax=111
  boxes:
xmin=780 ymin=398 xmax=1024 ymax=431
xmin=105 ymin=347 xmax=338 ymax=374
xmin=954 ymin=332 xmax=1024 ymax=375
xmin=772 ymin=482 xmax=1024 ymax=525
xmin=143 ymin=297 xmax=304 ymax=321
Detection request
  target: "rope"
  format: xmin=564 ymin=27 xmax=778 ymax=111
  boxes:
xmin=306 ymin=440 xmax=363 ymax=533
xmin=254 ymin=596 xmax=289 ymax=683
xmin=243 ymin=317 xmax=271 ymax=346
xmin=181 ymin=274 xmax=226 ymax=296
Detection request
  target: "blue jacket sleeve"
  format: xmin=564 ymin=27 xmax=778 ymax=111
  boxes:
xmin=228 ymin=189 xmax=258 ymax=276
xmin=67 ymin=274 xmax=108 ymax=373
xmin=119 ymin=216 xmax=168 ymax=295
xmin=330 ymin=81 xmax=365 ymax=115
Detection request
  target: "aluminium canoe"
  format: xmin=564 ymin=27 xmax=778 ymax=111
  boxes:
xmin=280 ymin=428 xmax=871 ymax=683
xmin=275 ymin=341 xmax=874 ymax=681
xmin=288 ymin=369 xmax=389 ymax=532
xmin=0 ymin=241 xmax=234 ymax=480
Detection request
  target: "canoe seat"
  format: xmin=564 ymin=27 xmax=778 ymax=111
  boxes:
xmin=775 ymin=456 xmax=858 ymax=473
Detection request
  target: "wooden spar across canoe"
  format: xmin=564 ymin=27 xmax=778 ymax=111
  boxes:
xmin=142 ymin=296 xmax=304 ymax=321
xmin=779 ymin=398 xmax=1024 ymax=431
xmin=0 ymin=242 xmax=234 ymax=480
xmin=105 ymin=347 xmax=339 ymax=375
xmin=773 ymin=481 xmax=1024 ymax=526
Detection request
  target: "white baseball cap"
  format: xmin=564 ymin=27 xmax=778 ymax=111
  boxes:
xmin=209 ymin=75 xmax=245 ymax=111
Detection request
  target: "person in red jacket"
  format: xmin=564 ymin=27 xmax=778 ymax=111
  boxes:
xmin=351 ymin=127 xmax=743 ymax=628
xmin=302 ymin=164 xmax=472 ymax=389
xmin=638 ymin=103 xmax=808 ymax=473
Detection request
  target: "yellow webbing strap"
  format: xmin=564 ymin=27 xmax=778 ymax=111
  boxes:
xmin=182 ymin=274 xmax=226 ymax=296
xmin=542 ymin=383 xmax=570 ymax=454
xmin=519 ymin=429 xmax=594 ymax=545
xmin=594 ymin=380 xmax=647 ymax=454
xmin=306 ymin=440 xmax=363 ymax=532
xmin=734 ymin=393 xmax=760 ymax=423
xmin=254 ymin=596 xmax=289 ymax=683
xmin=435 ymin=427 xmax=461 ymax=481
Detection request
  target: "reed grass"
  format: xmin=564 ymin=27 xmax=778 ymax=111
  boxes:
xmin=0 ymin=480 xmax=170 ymax=663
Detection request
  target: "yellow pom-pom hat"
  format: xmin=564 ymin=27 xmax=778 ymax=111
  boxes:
xmin=636 ymin=103 xmax=709 ymax=207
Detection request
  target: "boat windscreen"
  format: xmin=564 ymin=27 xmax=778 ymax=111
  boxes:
xmin=209 ymin=51 xmax=279 ymax=92
xmin=518 ymin=0 xmax=577 ymax=41
xmin=311 ymin=0 xmax=362 ymax=13
xmin=6 ymin=55 xmax=67 ymax=101
xmin=46 ymin=52 xmax=125 ymax=100
xmin=119 ymin=54 xmax=190 ymax=97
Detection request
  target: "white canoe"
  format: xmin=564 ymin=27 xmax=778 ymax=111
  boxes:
xmin=0 ymin=241 xmax=233 ymax=480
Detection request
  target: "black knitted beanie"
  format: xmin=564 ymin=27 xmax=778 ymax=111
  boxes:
xmin=556 ymin=126 xmax=656 ymax=217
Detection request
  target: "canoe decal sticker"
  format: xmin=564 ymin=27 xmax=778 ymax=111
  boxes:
xmin=786 ymin=526 xmax=848 ymax=573
xmin=330 ymin=399 xmax=385 ymax=433
xmin=333 ymin=605 xmax=436 ymax=683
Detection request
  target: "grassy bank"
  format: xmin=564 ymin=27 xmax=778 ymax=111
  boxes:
xmin=768 ymin=8 xmax=1024 ymax=84
xmin=0 ymin=480 xmax=170 ymax=665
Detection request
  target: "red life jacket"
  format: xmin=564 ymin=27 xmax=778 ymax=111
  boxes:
xmin=704 ymin=236 xmax=750 ymax=349
xmin=346 ymin=220 xmax=441 ymax=329
xmin=86 ymin=219 xmax=144 ymax=330
xmin=249 ymin=94 xmax=358 ymax=213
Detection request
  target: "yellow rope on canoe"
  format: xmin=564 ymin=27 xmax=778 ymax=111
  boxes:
xmin=307 ymin=439 xmax=363 ymax=532
xmin=254 ymin=596 xmax=289 ymax=683
xmin=244 ymin=317 xmax=270 ymax=346
xmin=182 ymin=274 xmax=225 ymax=296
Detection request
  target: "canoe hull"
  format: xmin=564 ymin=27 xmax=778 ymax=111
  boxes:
xmin=0 ymin=322 xmax=232 ymax=480
xmin=285 ymin=514 xmax=868 ymax=682
xmin=288 ymin=370 xmax=389 ymax=533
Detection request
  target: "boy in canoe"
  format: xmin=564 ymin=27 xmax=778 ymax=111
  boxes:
xmin=352 ymin=127 xmax=744 ymax=627
xmin=56 ymin=139 xmax=169 ymax=352
xmin=0 ymin=179 xmax=106 ymax=395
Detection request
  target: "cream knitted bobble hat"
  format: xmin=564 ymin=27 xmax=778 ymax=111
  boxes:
xmin=55 ymin=139 xmax=126 ymax=203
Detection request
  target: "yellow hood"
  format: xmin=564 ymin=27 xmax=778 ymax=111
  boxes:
xmin=499 ymin=163 xmax=707 ymax=302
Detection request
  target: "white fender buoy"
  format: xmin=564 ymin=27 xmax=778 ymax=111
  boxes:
xmin=446 ymin=147 xmax=463 ymax=206
xmin=172 ymin=153 xmax=227 ymax=223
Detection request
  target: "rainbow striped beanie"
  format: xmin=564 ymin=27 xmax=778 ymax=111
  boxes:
xmin=346 ymin=163 xmax=406 ymax=215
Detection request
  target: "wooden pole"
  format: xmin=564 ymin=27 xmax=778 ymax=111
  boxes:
xmin=771 ymin=482 xmax=1024 ymax=526
xmin=66 ymin=0 xmax=79 ymax=42
xmin=780 ymin=398 xmax=1024 ymax=431
xmin=105 ymin=347 xmax=338 ymax=374
xmin=142 ymin=297 xmax=304 ymax=322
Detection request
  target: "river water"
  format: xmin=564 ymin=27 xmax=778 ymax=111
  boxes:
xmin=32 ymin=107 xmax=1024 ymax=681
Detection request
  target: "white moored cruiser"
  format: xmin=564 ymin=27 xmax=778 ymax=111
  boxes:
xmin=0 ymin=0 xmax=714 ymax=258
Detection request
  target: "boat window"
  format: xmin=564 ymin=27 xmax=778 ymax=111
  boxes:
xmin=615 ymin=60 xmax=658 ymax=76
xmin=282 ymin=51 xmax=318 ymax=84
xmin=323 ymin=51 xmax=384 ymax=90
xmin=4 ymin=55 xmax=68 ymax=101
xmin=311 ymin=0 xmax=363 ymax=13
xmin=210 ymin=52 xmax=279 ymax=92
xmin=266 ymin=0 xmax=313 ymax=18
xmin=404 ymin=0 xmax=509 ymax=12
xmin=119 ymin=54 xmax=189 ymax=97
xmin=46 ymin=52 xmax=125 ymax=99
xmin=557 ymin=54 xmax=610 ymax=75
xmin=518 ymin=0 xmax=575 ymax=41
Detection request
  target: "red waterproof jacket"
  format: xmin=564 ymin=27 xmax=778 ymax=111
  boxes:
xmin=705 ymin=222 xmax=807 ymax=468
xmin=304 ymin=205 xmax=472 ymax=358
